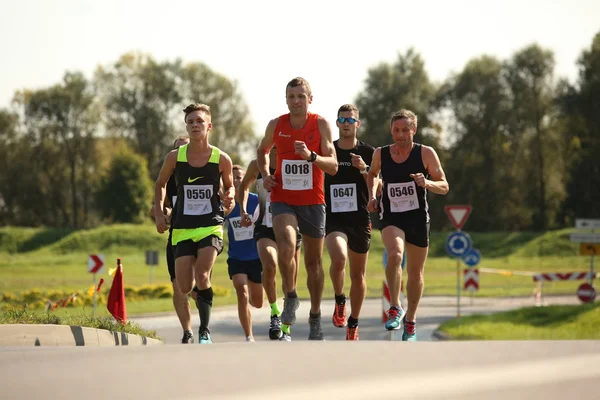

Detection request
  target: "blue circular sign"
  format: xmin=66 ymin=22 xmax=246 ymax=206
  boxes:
xmin=445 ymin=232 xmax=472 ymax=258
xmin=462 ymin=248 xmax=482 ymax=267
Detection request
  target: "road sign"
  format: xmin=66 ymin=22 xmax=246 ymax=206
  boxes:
xmin=580 ymin=244 xmax=600 ymax=256
xmin=576 ymin=219 xmax=600 ymax=230
xmin=462 ymin=248 xmax=482 ymax=267
xmin=444 ymin=205 xmax=472 ymax=230
xmin=87 ymin=254 xmax=105 ymax=274
xmin=577 ymin=283 xmax=596 ymax=303
xmin=570 ymin=233 xmax=600 ymax=243
xmin=464 ymin=269 xmax=479 ymax=291
xmin=446 ymin=231 xmax=472 ymax=258
xmin=145 ymin=250 xmax=159 ymax=265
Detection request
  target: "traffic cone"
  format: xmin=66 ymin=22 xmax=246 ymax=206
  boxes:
xmin=107 ymin=258 xmax=127 ymax=323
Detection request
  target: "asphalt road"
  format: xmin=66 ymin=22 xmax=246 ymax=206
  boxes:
xmin=2 ymin=340 xmax=598 ymax=399
xmin=1 ymin=295 xmax=595 ymax=400
xmin=131 ymin=295 xmax=581 ymax=343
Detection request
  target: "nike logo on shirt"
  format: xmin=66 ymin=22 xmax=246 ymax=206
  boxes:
xmin=188 ymin=176 xmax=203 ymax=183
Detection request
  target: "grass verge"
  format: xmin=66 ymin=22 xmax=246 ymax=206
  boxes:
xmin=0 ymin=307 xmax=161 ymax=340
xmin=437 ymin=302 xmax=600 ymax=340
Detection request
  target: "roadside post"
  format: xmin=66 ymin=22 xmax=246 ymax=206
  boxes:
xmin=445 ymin=205 xmax=472 ymax=319
xmin=87 ymin=254 xmax=105 ymax=316
xmin=145 ymin=250 xmax=159 ymax=284
xmin=570 ymin=218 xmax=600 ymax=303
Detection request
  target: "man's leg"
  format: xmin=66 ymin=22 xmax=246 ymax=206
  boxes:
xmin=256 ymin=238 xmax=284 ymax=339
xmin=303 ymin=235 xmax=325 ymax=340
xmin=381 ymin=225 xmax=406 ymax=330
xmin=347 ymin=249 xmax=368 ymax=321
xmin=326 ymin=232 xmax=348 ymax=328
xmin=404 ymin=242 xmax=428 ymax=322
xmin=174 ymin=255 xmax=196 ymax=295
xmin=273 ymin=213 xmax=300 ymax=325
xmin=168 ymin=240 xmax=193 ymax=343
xmin=194 ymin=243 xmax=218 ymax=343
xmin=257 ymin=238 xmax=278 ymax=306
xmin=232 ymin=273 xmax=253 ymax=338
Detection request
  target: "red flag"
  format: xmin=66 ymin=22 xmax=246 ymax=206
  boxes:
xmin=107 ymin=258 xmax=127 ymax=323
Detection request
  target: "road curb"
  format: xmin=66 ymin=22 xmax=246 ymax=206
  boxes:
xmin=0 ymin=324 xmax=163 ymax=346
xmin=432 ymin=329 xmax=454 ymax=341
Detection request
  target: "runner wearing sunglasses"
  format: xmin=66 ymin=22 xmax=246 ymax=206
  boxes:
xmin=325 ymin=104 xmax=376 ymax=340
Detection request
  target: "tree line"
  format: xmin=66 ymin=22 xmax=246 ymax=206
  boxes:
xmin=0 ymin=32 xmax=598 ymax=231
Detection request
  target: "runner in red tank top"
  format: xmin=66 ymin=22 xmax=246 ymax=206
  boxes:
xmin=256 ymin=77 xmax=338 ymax=341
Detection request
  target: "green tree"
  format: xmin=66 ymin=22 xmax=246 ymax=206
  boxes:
xmin=559 ymin=31 xmax=600 ymax=220
xmin=95 ymin=53 xmax=255 ymax=173
xmin=504 ymin=44 xmax=565 ymax=230
xmin=13 ymin=72 xmax=100 ymax=228
xmin=439 ymin=56 xmax=519 ymax=230
xmin=96 ymin=148 xmax=153 ymax=223
xmin=355 ymin=48 xmax=438 ymax=148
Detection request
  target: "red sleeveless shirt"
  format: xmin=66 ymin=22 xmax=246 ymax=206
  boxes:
xmin=271 ymin=112 xmax=324 ymax=205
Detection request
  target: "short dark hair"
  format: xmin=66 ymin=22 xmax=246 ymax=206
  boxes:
xmin=183 ymin=103 xmax=211 ymax=122
xmin=390 ymin=109 xmax=418 ymax=129
xmin=337 ymin=104 xmax=359 ymax=118
xmin=232 ymin=164 xmax=245 ymax=173
xmin=286 ymin=77 xmax=312 ymax=97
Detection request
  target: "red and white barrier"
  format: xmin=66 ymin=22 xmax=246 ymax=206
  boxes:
xmin=533 ymin=272 xmax=594 ymax=282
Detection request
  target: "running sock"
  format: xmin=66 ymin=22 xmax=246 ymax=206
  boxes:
xmin=281 ymin=324 xmax=291 ymax=334
xmin=309 ymin=311 xmax=321 ymax=319
xmin=192 ymin=286 xmax=201 ymax=311
xmin=335 ymin=293 xmax=346 ymax=304
xmin=270 ymin=302 xmax=281 ymax=316
xmin=183 ymin=329 xmax=193 ymax=335
xmin=287 ymin=290 xmax=298 ymax=299
xmin=347 ymin=316 xmax=358 ymax=328
xmin=196 ymin=287 xmax=213 ymax=331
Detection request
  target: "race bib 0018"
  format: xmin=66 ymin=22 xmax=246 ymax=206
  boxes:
xmin=282 ymin=159 xmax=313 ymax=191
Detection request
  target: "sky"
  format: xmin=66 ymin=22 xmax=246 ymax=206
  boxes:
xmin=1 ymin=0 xmax=599 ymax=140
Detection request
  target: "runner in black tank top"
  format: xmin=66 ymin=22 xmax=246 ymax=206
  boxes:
xmin=367 ymin=109 xmax=449 ymax=342
xmin=154 ymin=103 xmax=236 ymax=345
xmin=324 ymin=104 xmax=376 ymax=340
xmin=379 ymin=143 xmax=430 ymax=237
xmin=161 ymin=136 xmax=199 ymax=344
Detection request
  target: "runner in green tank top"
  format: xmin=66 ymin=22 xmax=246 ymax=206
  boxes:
xmin=154 ymin=103 xmax=235 ymax=344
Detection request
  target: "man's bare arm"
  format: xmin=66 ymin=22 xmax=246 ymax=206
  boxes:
xmin=257 ymin=119 xmax=277 ymax=178
xmin=419 ymin=146 xmax=449 ymax=195
xmin=220 ymin=152 xmax=236 ymax=215
xmin=154 ymin=150 xmax=177 ymax=233
xmin=237 ymin=159 xmax=259 ymax=215
xmin=315 ymin=117 xmax=338 ymax=176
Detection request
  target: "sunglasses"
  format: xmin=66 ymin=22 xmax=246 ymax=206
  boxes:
xmin=337 ymin=117 xmax=358 ymax=125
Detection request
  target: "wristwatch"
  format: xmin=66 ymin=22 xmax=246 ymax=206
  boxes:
xmin=360 ymin=165 xmax=370 ymax=175
xmin=308 ymin=151 xmax=317 ymax=163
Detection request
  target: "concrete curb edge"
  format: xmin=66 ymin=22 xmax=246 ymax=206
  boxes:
xmin=0 ymin=324 xmax=163 ymax=347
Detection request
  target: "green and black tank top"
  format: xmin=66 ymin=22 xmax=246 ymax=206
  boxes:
xmin=172 ymin=144 xmax=224 ymax=229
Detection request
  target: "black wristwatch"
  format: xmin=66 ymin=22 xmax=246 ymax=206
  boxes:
xmin=308 ymin=151 xmax=317 ymax=163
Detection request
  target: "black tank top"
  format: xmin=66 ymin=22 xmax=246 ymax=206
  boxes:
xmin=255 ymin=167 xmax=276 ymax=227
xmin=325 ymin=140 xmax=374 ymax=226
xmin=379 ymin=143 xmax=429 ymax=222
xmin=173 ymin=144 xmax=223 ymax=229
xmin=166 ymin=175 xmax=177 ymax=232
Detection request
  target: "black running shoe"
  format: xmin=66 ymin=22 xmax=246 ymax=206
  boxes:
xmin=269 ymin=314 xmax=283 ymax=340
xmin=181 ymin=331 xmax=194 ymax=344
